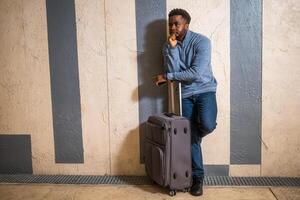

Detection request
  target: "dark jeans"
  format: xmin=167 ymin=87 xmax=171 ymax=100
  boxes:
xmin=182 ymin=92 xmax=218 ymax=178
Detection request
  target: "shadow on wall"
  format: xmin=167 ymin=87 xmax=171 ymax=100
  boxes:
xmin=114 ymin=126 xmax=145 ymax=175
xmin=113 ymin=20 xmax=167 ymax=174
xmin=134 ymin=19 xmax=168 ymax=165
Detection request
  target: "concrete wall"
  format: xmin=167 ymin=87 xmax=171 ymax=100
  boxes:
xmin=0 ymin=0 xmax=299 ymax=176
xmin=262 ymin=0 xmax=300 ymax=176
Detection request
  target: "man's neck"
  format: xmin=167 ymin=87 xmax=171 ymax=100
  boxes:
xmin=178 ymin=29 xmax=188 ymax=41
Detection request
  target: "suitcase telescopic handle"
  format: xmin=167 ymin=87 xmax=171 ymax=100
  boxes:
xmin=168 ymin=81 xmax=182 ymax=116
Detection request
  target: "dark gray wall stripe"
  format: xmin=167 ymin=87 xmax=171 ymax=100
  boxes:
xmin=0 ymin=135 xmax=33 ymax=174
xmin=135 ymin=0 xmax=167 ymax=163
xmin=46 ymin=0 xmax=84 ymax=163
xmin=204 ymin=165 xmax=229 ymax=176
xmin=230 ymin=0 xmax=262 ymax=164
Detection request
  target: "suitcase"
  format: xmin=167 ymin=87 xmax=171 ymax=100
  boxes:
xmin=145 ymin=81 xmax=192 ymax=196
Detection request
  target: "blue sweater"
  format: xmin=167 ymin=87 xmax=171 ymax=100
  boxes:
xmin=163 ymin=30 xmax=217 ymax=98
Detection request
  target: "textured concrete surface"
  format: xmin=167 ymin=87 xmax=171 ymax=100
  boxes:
xmin=75 ymin=0 xmax=110 ymax=174
xmin=262 ymin=0 xmax=300 ymax=176
xmin=1 ymin=184 xmax=299 ymax=200
xmin=229 ymin=165 xmax=261 ymax=177
xmin=271 ymin=187 xmax=300 ymax=200
xmin=104 ymin=0 xmax=144 ymax=175
xmin=0 ymin=0 xmax=56 ymax=173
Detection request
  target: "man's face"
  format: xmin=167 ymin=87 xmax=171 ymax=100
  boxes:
xmin=168 ymin=15 xmax=189 ymax=40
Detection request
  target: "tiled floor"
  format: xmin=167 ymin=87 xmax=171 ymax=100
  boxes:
xmin=0 ymin=184 xmax=299 ymax=200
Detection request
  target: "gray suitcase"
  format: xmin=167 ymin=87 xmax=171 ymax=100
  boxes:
xmin=145 ymin=81 xmax=192 ymax=196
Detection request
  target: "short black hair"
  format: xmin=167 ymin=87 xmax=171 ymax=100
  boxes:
xmin=168 ymin=8 xmax=191 ymax=24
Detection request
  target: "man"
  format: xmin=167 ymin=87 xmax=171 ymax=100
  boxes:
xmin=154 ymin=8 xmax=218 ymax=196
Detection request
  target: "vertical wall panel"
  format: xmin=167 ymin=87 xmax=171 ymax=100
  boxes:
xmin=0 ymin=0 xmax=28 ymax=132
xmin=0 ymin=0 xmax=57 ymax=174
xmin=21 ymin=0 xmax=55 ymax=174
xmin=262 ymin=0 xmax=300 ymax=176
xmin=135 ymin=0 xmax=167 ymax=163
xmin=230 ymin=0 xmax=262 ymax=164
xmin=46 ymin=0 xmax=84 ymax=163
xmin=75 ymin=0 xmax=110 ymax=174
xmin=105 ymin=0 xmax=144 ymax=175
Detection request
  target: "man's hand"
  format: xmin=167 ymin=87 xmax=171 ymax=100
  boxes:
xmin=153 ymin=74 xmax=167 ymax=86
xmin=168 ymin=34 xmax=177 ymax=48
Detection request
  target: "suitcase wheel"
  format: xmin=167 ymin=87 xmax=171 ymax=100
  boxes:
xmin=169 ymin=190 xmax=176 ymax=196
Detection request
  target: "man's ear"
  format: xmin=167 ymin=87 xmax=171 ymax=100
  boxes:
xmin=185 ymin=23 xmax=189 ymax=29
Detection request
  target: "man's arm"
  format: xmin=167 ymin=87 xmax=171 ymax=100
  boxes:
xmin=154 ymin=34 xmax=179 ymax=86
xmin=166 ymin=38 xmax=211 ymax=82
xmin=163 ymin=43 xmax=181 ymax=73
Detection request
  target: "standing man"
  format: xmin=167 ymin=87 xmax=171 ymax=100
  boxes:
xmin=154 ymin=8 xmax=218 ymax=196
